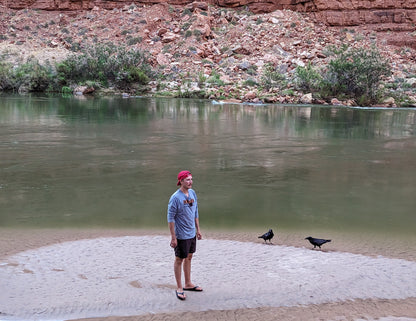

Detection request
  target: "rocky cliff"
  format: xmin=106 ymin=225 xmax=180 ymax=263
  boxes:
xmin=2 ymin=0 xmax=415 ymax=47
xmin=1 ymin=0 xmax=416 ymax=105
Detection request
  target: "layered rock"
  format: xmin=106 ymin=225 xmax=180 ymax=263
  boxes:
xmin=1 ymin=0 xmax=415 ymax=47
xmin=309 ymin=0 xmax=416 ymax=47
xmin=3 ymin=0 xmax=416 ymax=18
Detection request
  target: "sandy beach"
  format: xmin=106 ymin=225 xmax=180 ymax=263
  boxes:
xmin=1 ymin=228 xmax=416 ymax=321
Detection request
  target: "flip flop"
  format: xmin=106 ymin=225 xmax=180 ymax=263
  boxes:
xmin=184 ymin=286 xmax=203 ymax=292
xmin=175 ymin=290 xmax=186 ymax=300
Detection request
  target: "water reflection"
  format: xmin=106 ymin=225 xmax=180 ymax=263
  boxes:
xmin=0 ymin=94 xmax=415 ymax=236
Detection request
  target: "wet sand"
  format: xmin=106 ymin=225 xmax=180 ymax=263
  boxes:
xmin=1 ymin=228 xmax=416 ymax=321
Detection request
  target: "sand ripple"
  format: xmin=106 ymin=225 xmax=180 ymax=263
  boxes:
xmin=1 ymin=236 xmax=416 ymax=321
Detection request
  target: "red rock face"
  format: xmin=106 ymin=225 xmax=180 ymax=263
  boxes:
xmin=2 ymin=0 xmax=415 ymax=47
xmin=308 ymin=0 xmax=416 ymax=48
xmin=2 ymin=0 xmax=415 ymax=17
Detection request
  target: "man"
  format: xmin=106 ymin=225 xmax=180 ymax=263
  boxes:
xmin=167 ymin=170 xmax=203 ymax=300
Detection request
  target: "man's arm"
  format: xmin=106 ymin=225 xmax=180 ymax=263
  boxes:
xmin=169 ymin=222 xmax=177 ymax=248
xmin=195 ymin=218 xmax=202 ymax=240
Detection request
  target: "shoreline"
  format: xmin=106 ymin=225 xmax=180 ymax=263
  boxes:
xmin=1 ymin=227 xmax=416 ymax=261
xmin=73 ymin=298 xmax=416 ymax=321
xmin=1 ymin=228 xmax=416 ymax=321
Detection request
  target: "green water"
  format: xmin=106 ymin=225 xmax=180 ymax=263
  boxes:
xmin=1 ymin=94 xmax=415 ymax=236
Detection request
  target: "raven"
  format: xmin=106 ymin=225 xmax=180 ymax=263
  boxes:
xmin=305 ymin=236 xmax=331 ymax=249
xmin=259 ymin=229 xmax=274 ymax=244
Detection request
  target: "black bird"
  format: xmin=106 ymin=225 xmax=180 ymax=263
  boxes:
xmin=305 ymin=236 xmax=331 ymax=249
xmin=259 ymin=229 xmax=274 ymax=244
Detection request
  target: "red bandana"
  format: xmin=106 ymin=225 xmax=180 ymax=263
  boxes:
xmin=177 ymin=170 xmax=191 ymax=186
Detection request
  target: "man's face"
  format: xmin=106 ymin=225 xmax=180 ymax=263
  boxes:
xmin=181 ymin=175 xmax=193 ymax=189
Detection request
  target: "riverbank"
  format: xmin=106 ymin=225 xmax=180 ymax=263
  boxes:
xmin=1 ymin=4 xmax=416 ymax=106
xmin=1 ymin=228 xmax=416 ymax=321
xmin=2 ymin=228 xmax=416 ymax=261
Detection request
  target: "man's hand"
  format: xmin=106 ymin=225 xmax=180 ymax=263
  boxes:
xmin=170 ymin=237 xmax=177 ymax=248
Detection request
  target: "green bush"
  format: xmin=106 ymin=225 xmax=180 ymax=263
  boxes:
xmin=207 ymin=71 xmax=225 ymax=86
xmin=294 ymin=45 xmax=392 ymax=106
xmin=61 ymin=86 xmax=72 ymax=94
xmin=119 ymin=66 xmax=149 ymax=84
xmin=0 ymin=62 xmax=12 ymax=90
xmin=243 ymin=78 xmax=258 ymax=87
xmin=126 ymin=37 xmax=142 ymax=46
xmin=294 ymin=62 xmax=323 ymax=93
xmin=185 ymin=30 xmax=192 ymax=38
xmin=56 ymin=43 xmax=153 ymax=90
xmin=0 ymin=58 xmax=53 ymax=92
xmin=260 ymin=63 xmax=286 ymax=90
xmin=1 ymin=43 xmax=155 ymax=93
xmin=197 ymin=71 xmax=207 ymax=87
xmin=322 ymin=45 xmax=392 ymax=105
xmin=16 ymin=59 xmax=53 ymax=91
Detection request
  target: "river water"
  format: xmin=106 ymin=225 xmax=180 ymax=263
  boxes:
xmin=0 ymin=94 xmax=415 ymax=236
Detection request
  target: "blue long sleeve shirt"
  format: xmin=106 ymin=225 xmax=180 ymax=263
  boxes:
xmin=167 ymin=188 xmax=198 ymax=240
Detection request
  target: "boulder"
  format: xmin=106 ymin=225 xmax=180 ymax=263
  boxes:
xmin=300 ymin=93 xmax=313 ymax=104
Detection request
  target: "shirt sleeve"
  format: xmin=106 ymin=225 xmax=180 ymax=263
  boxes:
xmin=167 ymin=195 xmax=178 ymax=223
xmin=192 ymin=190 xmax=199 ymax=219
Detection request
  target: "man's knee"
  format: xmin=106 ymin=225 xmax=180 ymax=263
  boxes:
xmin=175 ymin=256 xmax=184 ymax=264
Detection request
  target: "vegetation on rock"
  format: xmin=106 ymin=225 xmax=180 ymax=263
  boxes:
xmin=0 ymin=5 xmax=415 ymax=107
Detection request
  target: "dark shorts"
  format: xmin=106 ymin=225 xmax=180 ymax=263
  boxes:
xmin=175 ymin=236 xmax=196 ymax=259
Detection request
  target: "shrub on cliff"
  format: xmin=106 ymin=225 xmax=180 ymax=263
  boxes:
xmin=295 ymin=45 xmax=392 ymax=106
xmin=0 ymin=62 xmax=12 ymax=91
xmin=260 ymin=63 xmax=286 ymax=90
xmin=294 ymin=62 xmax=322 ymax=93
xmin=322 ymin=45 xmax=392 ymax=105
xmin=0 ymin=58 xmax=53 ymax=93
xmin=324 ymin=46 xmax=391 ymax=105
xmin=56 ymin=43 xmax=153 ymax=91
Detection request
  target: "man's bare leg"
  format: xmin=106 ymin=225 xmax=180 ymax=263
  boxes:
xmin=183 ymin=253 xmax=193 ymax=288
xmin=174 ymin=257 xmax=186 ymax=299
